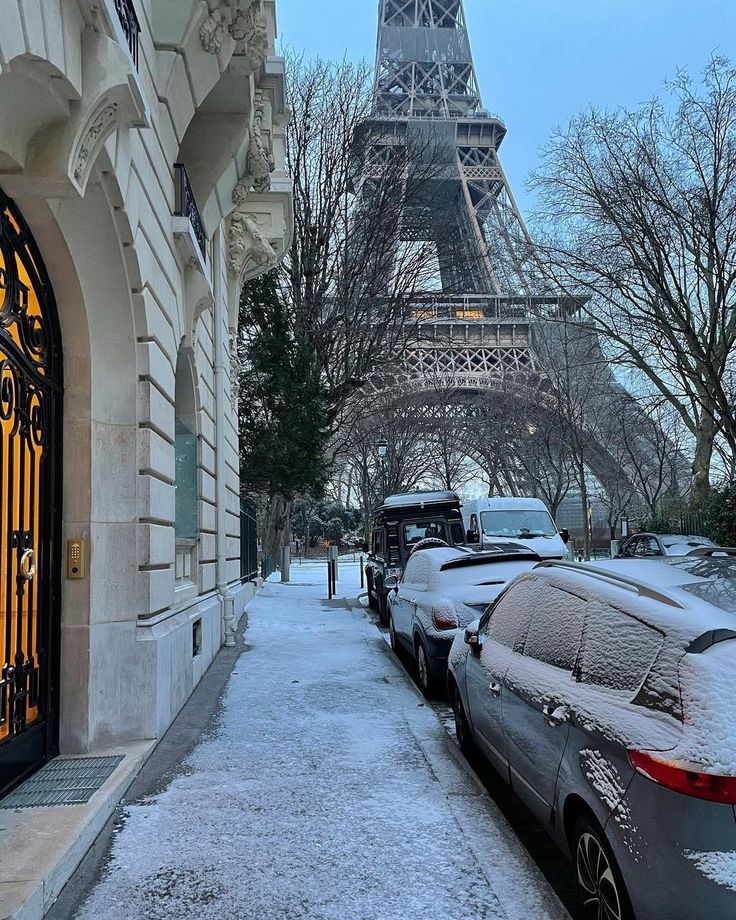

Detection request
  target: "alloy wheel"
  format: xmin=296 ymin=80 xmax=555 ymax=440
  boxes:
xmin=576 ymin=831 xmax=624 ymax=920
xmin=417 ymin=643 xmax=429 ymax=690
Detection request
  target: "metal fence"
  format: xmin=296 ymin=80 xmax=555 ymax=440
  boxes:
xmin=681 ymin=512 xmax=709 ymax=537
xmin=240 ymin=500 xmax=258 ymax=582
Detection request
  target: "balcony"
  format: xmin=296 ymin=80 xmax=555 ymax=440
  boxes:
xmin=174 ymin=163 xmax=207 ymax=261
xmin=113 ymin=0 xmax=141 ymax=68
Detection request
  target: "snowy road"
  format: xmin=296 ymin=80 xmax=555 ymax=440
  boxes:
xmin=71 ymin=562 xmax=570 ymax=920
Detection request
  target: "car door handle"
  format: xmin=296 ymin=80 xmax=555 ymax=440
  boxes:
xmin=542 ymin=704 xmax=569 ymax=727
xmin=489 ymin=681 xmax=502 ymax=698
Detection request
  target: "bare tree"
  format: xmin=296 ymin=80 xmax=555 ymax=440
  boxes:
xmin=255 ymin=55 xmax=450 ymax=554
xmin=532 ymin=58 xmax=736 ymax=505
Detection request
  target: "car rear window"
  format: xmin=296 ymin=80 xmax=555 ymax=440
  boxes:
xmin=522 ymin=588 xmax=587 ymax=671
xmin=579 ymin=601 xmax=664 ymax=693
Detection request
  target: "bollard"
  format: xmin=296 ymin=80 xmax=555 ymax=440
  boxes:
xmin=360 ymin=555 xmax=364 ymax=589
xmin=328 ymin=543 xmax=339 ymax=582
xmin=330 ymin=558 xmax=337 ymax=596
xmin=327 ymin=559 xmax=333 ymax=599
xmin=280 ymin=546 xmax=291 ymax=583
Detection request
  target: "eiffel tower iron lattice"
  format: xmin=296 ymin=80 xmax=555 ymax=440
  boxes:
xmin=352 ymin=0 xmax=678 ymax=501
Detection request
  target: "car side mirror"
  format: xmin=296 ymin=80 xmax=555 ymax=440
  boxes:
xmin=464 ymin=622 xmax=482 ymax=650
xmin=384 ymin=575 xmax=399 ymax=590
xmin=559 ymin=528 xmax=570 ymax=545
xmin=466 ymin=530 xmax=480 ymax=544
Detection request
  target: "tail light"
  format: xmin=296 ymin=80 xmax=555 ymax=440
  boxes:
xmin=431 ymin=603 xmax=459 ymax=630
xmin=628 ymin=750 xmax=736 ymax=804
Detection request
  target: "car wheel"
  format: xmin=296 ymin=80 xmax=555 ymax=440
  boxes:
xmin=367 ymin=573 xmax=378 ymax=610
xmin=451 ymin=686 xmax=475 ymax=756
xmin=389 ymin=613 xmax=400 ymax=653
xmin=377 ymin=592 xmax=390 ymax=627
xmin=415 ymin=639 xmax=438 ymax=699
xmin=573 ymin=815 xmax=634 ymax=920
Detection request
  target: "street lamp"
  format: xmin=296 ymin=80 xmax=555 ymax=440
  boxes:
xmin=375 ymin=436 xmax=388 ymax=500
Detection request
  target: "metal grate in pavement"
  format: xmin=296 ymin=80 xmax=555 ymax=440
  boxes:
xmin=0 ymin=755 xmax=124 ymax=809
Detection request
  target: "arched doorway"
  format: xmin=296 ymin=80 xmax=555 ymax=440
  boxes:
xmin=0 ymin=188 xmax=62 ymax=795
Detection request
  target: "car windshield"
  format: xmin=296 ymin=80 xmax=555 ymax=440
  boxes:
xmin=665 ymin=557 xmax=736 ymax=612
xmin=480 ymin=509 xmax=557 ymax=539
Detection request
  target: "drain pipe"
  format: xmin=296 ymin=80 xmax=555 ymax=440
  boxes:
xmin=213 ymin=228 xmax=236 ymax=647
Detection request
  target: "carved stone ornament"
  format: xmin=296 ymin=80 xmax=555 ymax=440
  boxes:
xmin=227 ymin=209 xmax=277 ymax=280
xmin=247 ymin=96 xmax=275 ymax=193
xmin=200 ymin=0 xmax=266 ymax=66
xmin=73 ymin=103 xmax=119 ymax=182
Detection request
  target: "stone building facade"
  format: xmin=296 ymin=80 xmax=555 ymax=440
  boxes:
xmin=0 ymin=0 xmax=291 ymax=795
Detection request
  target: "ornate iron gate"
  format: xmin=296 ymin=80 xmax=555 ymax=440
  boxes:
xmin=0 ymin=189 xmax=62 ymax=796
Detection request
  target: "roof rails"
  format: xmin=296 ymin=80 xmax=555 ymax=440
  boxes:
xmin=685 ymin=546 xmax=736 ymax=557
xmin=536 ymin=560 xmax=686 ymax=609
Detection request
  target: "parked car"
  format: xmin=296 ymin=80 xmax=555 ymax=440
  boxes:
xmin=385 ymin=546 xmax=540 ymax=697
xmin=462 ymin=496 xmax=570 ymax=559
xmin=448 ymin=550 xmax=736 ymax=920
xmin=617 ymin=532 xmax=715 ymax=558
xmin=365 ymin=491 xmax=466 ymax=626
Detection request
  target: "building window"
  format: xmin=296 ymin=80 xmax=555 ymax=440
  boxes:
xmin=174 ymin=351 xmax=198 ymax=594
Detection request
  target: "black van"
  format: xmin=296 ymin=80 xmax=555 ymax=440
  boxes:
xmin=364 ymin=491 xmax=466 ymax=625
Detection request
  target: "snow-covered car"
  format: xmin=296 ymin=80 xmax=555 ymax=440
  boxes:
xmin=616 ymin=532 xmax=715 ymax=557
xmin=384 ymin=546 xmax=540 ymax=697
xmin=448 ymin=553 xmax=736 ymax=920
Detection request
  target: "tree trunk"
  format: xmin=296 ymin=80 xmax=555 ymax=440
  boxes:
xmin=691 ymin=418 xmax=716 ymax=509
xmin=577 ymin=458 xmax=591 ymax=560
xmin=263 ymin=492 xmax=292 ymax=564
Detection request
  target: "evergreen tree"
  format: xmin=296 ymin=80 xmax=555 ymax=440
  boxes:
xmin=238 ymin=271 xmax=327 ymax=557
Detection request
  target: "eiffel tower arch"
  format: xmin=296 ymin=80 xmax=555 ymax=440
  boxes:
xmin=355 ymin=0 xmax=665 ymax=501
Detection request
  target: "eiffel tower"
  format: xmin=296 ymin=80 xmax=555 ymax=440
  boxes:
xmin=356 ymin=0 xmax=674 ymax=499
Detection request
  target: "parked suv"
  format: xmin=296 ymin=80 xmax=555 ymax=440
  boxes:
xmin=448 ymin=551 xmax=736 ymax=920
xmin=365 ymin=491 xmax=466 ymax=625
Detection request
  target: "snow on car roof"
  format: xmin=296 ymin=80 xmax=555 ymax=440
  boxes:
xmin=380 ymin=490 xmax=459 ymax=509
xmin=465 ymin=496 xmax=550 ymax=511
xmin=535 ymin=560 xmax=736 ymax=637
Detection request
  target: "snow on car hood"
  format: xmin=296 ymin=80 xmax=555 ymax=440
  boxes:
xmin=480 ymin=534 xmax=566 ymax=559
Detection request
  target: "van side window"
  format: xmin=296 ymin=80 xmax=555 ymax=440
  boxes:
xmin=579 ymin=602 xmax=664 ymax=693
xmin=522 ymin=588 xmax=587 ymax=671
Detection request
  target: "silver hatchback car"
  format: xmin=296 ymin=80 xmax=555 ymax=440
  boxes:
xmin=448 ymin=552 xmax=736 ymax=920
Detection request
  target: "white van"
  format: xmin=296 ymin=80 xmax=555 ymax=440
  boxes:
xmin=462 ymin=496 xmax=570 ymax=559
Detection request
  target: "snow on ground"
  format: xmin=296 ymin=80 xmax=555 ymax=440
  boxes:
xmin=74 ymin=562 xmax=569 ymax=920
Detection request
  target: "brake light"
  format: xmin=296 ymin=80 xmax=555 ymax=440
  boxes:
xmin=628 ymin=750 xmax=736 ymax=804
xmin=431 ymin=603 xmax=459 ymax=630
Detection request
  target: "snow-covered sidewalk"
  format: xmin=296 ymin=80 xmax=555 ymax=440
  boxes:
xmin=72 ymin=562 xmax=569 ymax=920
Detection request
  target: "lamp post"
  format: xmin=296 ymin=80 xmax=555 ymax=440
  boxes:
xmin=375 ymin=436 xmax=388 ymax=501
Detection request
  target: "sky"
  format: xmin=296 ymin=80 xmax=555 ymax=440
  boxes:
xmin=275 ymin=0 xmax=736 ymax=215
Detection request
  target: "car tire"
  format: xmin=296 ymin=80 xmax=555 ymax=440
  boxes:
xmin=415 ymin=638 xmax=439 ymax=699
xmin=389 ymin=613 xmax=400 ymax=654
xmin=451 ymin=685 xmax=475 ymax=756
xmin=377 ymin=592 xmax=390 ymax=627
xmin=366 ymin=573 xmax=378 ymax=610
xmin=572 ymin=814 xmax=634 ymax=920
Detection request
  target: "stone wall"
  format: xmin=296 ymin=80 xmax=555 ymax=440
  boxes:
xmin=0 ymin=0 xmax=291 ymax=753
